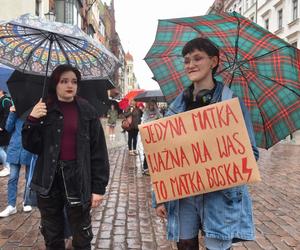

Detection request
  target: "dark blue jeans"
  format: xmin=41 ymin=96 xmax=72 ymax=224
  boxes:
xmin=127 ymin=129 xmax=139 ymax=150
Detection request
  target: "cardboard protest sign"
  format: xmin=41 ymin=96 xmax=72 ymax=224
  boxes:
xmin=139 ymin=98 xmax=260 ymax=203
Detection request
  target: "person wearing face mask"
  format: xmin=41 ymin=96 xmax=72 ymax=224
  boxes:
xmin=22 ymin=64 xmax=109 ymax=250
xmin=153 ymin=38 xmax=259 ymax=250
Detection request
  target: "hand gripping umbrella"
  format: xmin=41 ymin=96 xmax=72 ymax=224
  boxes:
xmin=144 ymin=11 xmax=300 ymax=149
xmin=0 ymin=13 xmax=120 ymax=99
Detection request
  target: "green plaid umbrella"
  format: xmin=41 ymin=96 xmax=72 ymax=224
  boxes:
xmin=144 ymin=11 xmax=300 ymax=149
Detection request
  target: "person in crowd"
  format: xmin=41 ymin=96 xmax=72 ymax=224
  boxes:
xmin=0 ymin=105 xmax=33 ymax=217
xmin=124 ymin=99 xmax=142 ymax=155
xmin=154 ymin=37 xmax=259 ymax=250
xmin=141 ymin=101 xmax=162 ymax=174
xmin=107 ymin=104 xmax=118 ymax=139
xmin=0 ymin=89 xmax=12 ymax=177
xmin=159 ymin=104 xmax=167 ymax=117
xmin=22 ymin=64 xmax=110 ymax=250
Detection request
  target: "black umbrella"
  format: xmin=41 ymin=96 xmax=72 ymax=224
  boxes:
xmin=77 ymin=79 xmax=113 ymax=116
xmin=134 ymin=89 xmax=166 ymax=102
xmin=7 ymin=70 xmax=114 ymax=117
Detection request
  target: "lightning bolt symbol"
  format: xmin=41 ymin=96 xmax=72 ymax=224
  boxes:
xmin=242 ymin=157 xmax=252 ymax=182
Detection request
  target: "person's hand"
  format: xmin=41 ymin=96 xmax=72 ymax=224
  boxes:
xmin=30 ymin=99 xmax=47 ymax=118
xmin=91 ymin=193 xmax=104 ymax=208
xmin=155 ymin=204 xmax=167 ymax=219
xmin=9 ymin=105 xmax=16 ymax=112
xmin=0 ymin=128 xmax=3 ymax=131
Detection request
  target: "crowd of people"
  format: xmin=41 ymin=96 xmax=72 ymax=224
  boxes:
xmin=0 ymin=37 xmax=259 ymax=250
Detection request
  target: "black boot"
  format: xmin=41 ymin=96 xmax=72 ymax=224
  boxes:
xmin=177 ymin=237 xmax=199 ymax=250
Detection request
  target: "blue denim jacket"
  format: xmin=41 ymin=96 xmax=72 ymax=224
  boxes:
xmin=5 ymin=112 xmax=33 ymax=165
xmin=152 ymin=81 xmax=259 ymax=242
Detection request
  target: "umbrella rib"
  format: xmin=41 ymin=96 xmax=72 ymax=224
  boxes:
xmin=232 ymin=12 xmax=241 ymax=69
xmin=238 ymin=45 xmax=292 ymax=64
xmin=238 ymin=69 xmax=270 ymax=147
xmin=62 ymin=36 xmax=110 ymax=75
xmin=22 ymin=33 xmax=51 ymax=73
xmin=53 ymin=34 xmax=70 ymax=64
xmin=252 ymin=70 xmax=300 ymax=97
xmin=42 ymin=34 xmax=54 ymax=99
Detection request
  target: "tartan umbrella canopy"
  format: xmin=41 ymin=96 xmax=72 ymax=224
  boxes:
xmin=144 ymin=11 xmax=300 ymax=149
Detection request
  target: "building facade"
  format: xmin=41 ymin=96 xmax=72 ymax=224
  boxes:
xmin=0 ymin=0 xmax=50 ymax=20
xmin=123 ymin=52 xmax=137 ymax=96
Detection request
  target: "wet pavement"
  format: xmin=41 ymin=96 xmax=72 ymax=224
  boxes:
xmin=0 ymin=118 xmax=299 ymax=249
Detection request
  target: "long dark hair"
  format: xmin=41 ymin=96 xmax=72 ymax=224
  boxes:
xmin=48 ymin=64 xmax=81 ymax=100
xmin=182 ymin=37 xmax=219 ymax=75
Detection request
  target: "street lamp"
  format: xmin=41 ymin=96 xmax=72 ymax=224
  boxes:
xmin=44 ymin=11 xmax=56 ymax=22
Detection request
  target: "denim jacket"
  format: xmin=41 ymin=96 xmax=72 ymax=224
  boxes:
xmin=5 ymin=111 xmax=33 ymax=165
xmin=152 ymin=81 xmax=259 ymax=242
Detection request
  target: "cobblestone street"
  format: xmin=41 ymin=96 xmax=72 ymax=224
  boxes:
xmin=0 ymin=118 xmax=299 ymax=249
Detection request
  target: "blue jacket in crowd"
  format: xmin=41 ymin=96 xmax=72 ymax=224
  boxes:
xmin=5 ymin=111 xmax=32 ymax=165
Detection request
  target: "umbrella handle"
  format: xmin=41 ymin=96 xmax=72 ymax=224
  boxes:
xmin=42 ymin=35 xmax=54 ymax=101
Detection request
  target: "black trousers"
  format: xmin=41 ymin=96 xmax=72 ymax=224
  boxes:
xmin=127 ymin=129 xmax=139 ymax=150
xmin=37 ymin=161 xmax=92 ymax=250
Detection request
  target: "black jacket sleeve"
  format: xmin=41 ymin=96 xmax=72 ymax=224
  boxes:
xmin=22 ymin=119 xmax=43 ymax=155
xmin=90 ymin=118 xmax=110 ymax=195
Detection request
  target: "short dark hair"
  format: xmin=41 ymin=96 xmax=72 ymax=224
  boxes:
xmin=182 ymin=37 xmax=219 ymax=75
xmin=48 ymin=64 xmax=81 ymax=98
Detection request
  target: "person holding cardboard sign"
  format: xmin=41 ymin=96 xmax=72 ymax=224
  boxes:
xmin=154 ymin=38 xmax=259 ymax=250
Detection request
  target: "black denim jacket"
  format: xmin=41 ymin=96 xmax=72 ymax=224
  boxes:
xmin=22 ymin=97 xmax=109 ymax=204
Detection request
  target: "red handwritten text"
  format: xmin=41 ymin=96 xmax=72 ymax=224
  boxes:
xmin=216 ymin=132 xmax=246 ymax=158
xmin=147 ymin=146 xmax=190 ymax=173
xmin=205 ymin=158 xmax=247 ymax=188
xmin=142 ymin=117 xmax=187 ymax=144
xmin=169 ymin=170 xmax=206 ymax=197
xmin=192 ymin=103 xmax=238 ymax=131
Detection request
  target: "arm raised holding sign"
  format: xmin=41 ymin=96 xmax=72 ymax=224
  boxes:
xmin=151 ymin=37 xmax=259 ymax=250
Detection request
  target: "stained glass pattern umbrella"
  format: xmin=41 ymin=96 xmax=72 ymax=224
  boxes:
xmin=144 ymin=11 xmax=300 ymax=149
xmin=0 ymin=13 xmax=120 ymax=98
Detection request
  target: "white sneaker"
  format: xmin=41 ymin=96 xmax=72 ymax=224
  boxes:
xmin=0 ymin=167 xmax=10 ymax=177
xmin=23 ymin=203 xmax=32 ymax=212
xmin=0 ymin=205 xmax=17 ymax=217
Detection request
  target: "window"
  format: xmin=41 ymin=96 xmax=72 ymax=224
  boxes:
xmin=88 ymin=24 xmax=95 ymax=38
xmin=265 ymin=18 xmax=269 ymax=30
xmin=65 ymin=0 xmax=74 ymax=24
xmin=291 ymin=41 xmax=297 ymax=48
xmin=292 ymin=0 xmax=298 ymax=20
xmin=99 ymin=19 xmax=106 ymax=36
xmin=56 ymin=0 xmax=81 ymax=25
xmin=278 ymin=9 xmax=283 ymax=29
xmin=35 ymin=0 xmax=40 ymax=16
